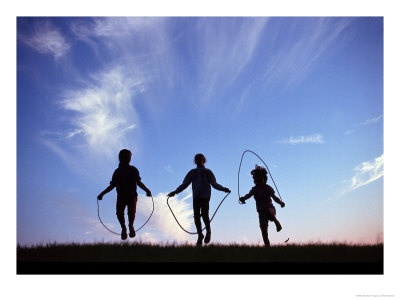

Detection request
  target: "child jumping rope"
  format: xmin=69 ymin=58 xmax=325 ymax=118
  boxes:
xmin=97 ymin=149 xmax=152 ymax=240
xmin=239 ymin=165 xmax=285 ymax=247
xmin=168 ymin=153 xmax=231 ymax=246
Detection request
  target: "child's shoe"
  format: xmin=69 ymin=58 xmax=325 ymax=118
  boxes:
xmin=129 ymin=226 xmax=136 ymax=238
xmin=196 ymin=233 xmax=204 ymax=247
xmin=121 ymin=228 xmax=128 ymax=240
xmin=204 ymin=231 xmax=211 ymax=244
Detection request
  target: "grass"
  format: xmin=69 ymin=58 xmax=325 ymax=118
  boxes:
xmin=17 ymin=242 xmax=383 ymax=263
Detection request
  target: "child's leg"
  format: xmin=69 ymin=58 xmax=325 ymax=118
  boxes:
xmin=260 ymin=225 xmax=270 ymax=247
xmin=258 ymin=211 xmax=270 ymax=247
xmin=116 ymin=198 xmax=128 ymax=240
xmin=127 ymin=197 xmax=138 ymax=237
xmin=268 ymin=207 xmax=282 ymax=232
xmin=193 ymin=197 xmax=204 ymax=246
xmin=116 ymin=199 xmax=127 ymax=230
xmin=200 ymin=198 xmax=211 ymax=243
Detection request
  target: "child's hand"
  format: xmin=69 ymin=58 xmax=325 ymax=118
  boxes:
xmin=280 ymin=202 xmax=285 ymax=208
xmin=239 ymin=197 xmax=246 ymax=204
xmin=97 ymin=194 xmax=103 ymax=200
xmin=224 ymin=187 xmax=231 ymax=193
xmin=168 ymin=191 xmax=176 ymax=197
xmin=146 ymin=190 xmax=152 ymax=197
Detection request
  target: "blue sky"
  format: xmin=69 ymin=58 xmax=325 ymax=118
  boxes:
xmin=17 ymin=17 xmax=384 ymax=246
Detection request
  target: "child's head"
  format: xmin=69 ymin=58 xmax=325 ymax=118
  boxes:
xmin=251 ymin=165 xmax=268 ymax=185
xmin=194 ymin=153 xmax=206 ymax=167
xmin=119 ymin=149 xmax=132 ymax=165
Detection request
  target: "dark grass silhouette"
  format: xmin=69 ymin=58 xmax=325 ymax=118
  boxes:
xmin=18 ymin=242 xmax=383 ymax=263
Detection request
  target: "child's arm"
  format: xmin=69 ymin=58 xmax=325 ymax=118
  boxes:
xmin=168 ymin=171 xmax=192 ymax=197
xmin=272 ymin=194 xmax=285 ymax=208
xmin=97 ymin=185 xmax=115 ymax=200
xmin=208 ymin=170 xmax=231 ymax=193
xmin=239 ymin=193 xmax=252 ymax=204
xmin=138 ymin=181 xmax=152 ymax=197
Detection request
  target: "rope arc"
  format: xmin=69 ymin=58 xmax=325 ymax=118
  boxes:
xmin=166 ymin=192 xmax=230 ymax=235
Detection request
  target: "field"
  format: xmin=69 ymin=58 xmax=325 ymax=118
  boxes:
xmin=17 ymin=242 xmax=383 ymax=274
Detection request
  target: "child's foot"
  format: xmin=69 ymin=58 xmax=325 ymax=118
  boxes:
xmin=129 ymin=226 xmax=136 ymax=238
xmin=121 ymin=228 xmax=128 ymax=240
xmin=264 ymin=242 xmax=271 ymax=248
xmin=196 ymin=233 xmax=204 ymax=247
xmin=204 ymin=231 xmax=211 ymax=244
xmin=276 ymin=222 xmax=282 ymax=232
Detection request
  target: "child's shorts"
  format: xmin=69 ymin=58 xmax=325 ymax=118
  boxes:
xmin=258 ymin=206 xmax=276 ymax=227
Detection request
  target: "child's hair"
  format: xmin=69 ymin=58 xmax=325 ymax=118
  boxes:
xmin=251 ymin=165 xmax=268 ymax=184
xmin=119 ymin=149 xmax=132 ymax=165
xmin=194 ymin=153 xmax=206 ymax=166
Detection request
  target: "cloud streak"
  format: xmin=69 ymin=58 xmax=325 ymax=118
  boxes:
xmin=263 ymin=18 xmax=353 ymax=91
xmin=41 ymin=63 xmax=148 ymax=171
xmin=356 ymin=114 xmax=383 ymax=126
xmin=195 ymin=18 xmax=269 ymax=103
xmin=350 ymin=154 xmax=383 ymax=190
xmin=20 ymin=21 xmax=70 ymax=59
xmin=276 ymin=133 xmax=325 ymax=145
xmin=61 ymin=65 xmax=143 ymax=155
xmin=345 ymin=114 xmax=383 ymax=135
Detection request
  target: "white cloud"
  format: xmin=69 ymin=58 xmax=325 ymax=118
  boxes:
xmin=277 ymin=133 xmax=325 ymax=145
xmin=39 ymin=63 xmax=150 ymax=179
xmin=54 ymin=65 xmax=145 ymax=157
xmin=356 ymin=114 xmax=383 ymax=126
xmin=350 ymin=154 xmax=384 ymax=190
xmin=136 ymin=192 xmax=195 ymax=243
xmin=21 ymin=21 xmax=70 ymax=59
xmin=344 ymin=114 xmax=383 ymax=135
xmin=71 ymin=17 xmax=177 ymax=95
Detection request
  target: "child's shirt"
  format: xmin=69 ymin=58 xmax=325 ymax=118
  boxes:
xmin=110 ymin=164 xmax=141 ymax=198
xmin=248 ymin=184 xmax=275 ymax=212
xmin=174 ymin=166 xmax=225 ymax=199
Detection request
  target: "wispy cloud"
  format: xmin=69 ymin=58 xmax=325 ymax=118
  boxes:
xmin=195 ymin=18 xmax=269 ymax=103
xmin=61 ymin=66 xmax=143 ymax=155
xmin=136 ymin=192 xmax=194 ymax=243
xmin=263 ymin=18 xmax=353 ymax=91
xmin=356 ymin=114 xmax=383 ymax=126
xmin=71 ymin=17 xmax=178 ymax=95
xmin=276 ymin=133 xmax=325 ymax=145
xmin=20 ymin=21 xmax=70 ymax=59
xmin=42 ymin=64 xmax=147 ymax=167
xmin=350 ymin=154 xmax=383 ymax=190
xmin=345 ymin=114 xmax=383 ymax=135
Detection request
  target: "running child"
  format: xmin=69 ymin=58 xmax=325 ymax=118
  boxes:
xmin=97 ymin=149 xmax=152 ymax=240
xmin=239 ymin=165 xmax=285 ymax=247
xmin=168 ymin=153 xmax=231 ymax=246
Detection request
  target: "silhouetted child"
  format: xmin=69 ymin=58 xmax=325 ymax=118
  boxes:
xmin=239 ymin=165 xmax=285 ymax=247
xmin=97 ymin=149 xmax=152 ymax=240
xmin=168 ymin=153 xmax=230 ymax=246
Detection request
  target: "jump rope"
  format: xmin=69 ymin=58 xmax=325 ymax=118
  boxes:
xmin=166 ymin=192 xmax=231 ymax=235
xmin=96 ymin=196 xmax=154 ymax=236
xmin=97 ymin=150 xmax=286 ymax=240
